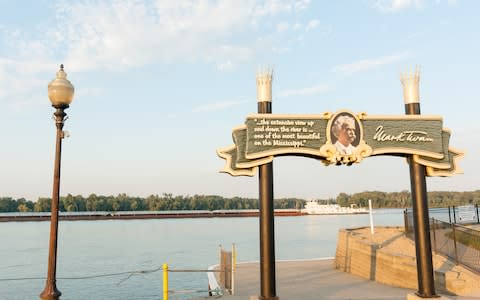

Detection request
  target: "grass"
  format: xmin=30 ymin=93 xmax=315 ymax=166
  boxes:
xmin=445 ymin=229 xmax=480 ymax=251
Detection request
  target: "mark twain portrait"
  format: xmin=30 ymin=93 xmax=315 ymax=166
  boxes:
xmin=331 ymin=114 xmax=358 ymax=155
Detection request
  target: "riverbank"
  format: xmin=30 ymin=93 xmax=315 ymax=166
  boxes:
xmin=0 ymin=209 xmax=305 ymax=222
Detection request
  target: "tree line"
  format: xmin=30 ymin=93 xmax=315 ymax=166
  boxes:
xmin=335 ymin=190 xmax=480 ymax=208
xmin=0 ymin=190 xmax=479 ymax=213
xmin=0 ymin=193 xmax=304 ymax=213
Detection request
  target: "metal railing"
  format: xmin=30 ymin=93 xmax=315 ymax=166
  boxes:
xmin=161 ymin=244 xmax=237 ymax=300
xmin=404 ymin=208 xmax=480 ymax=274
xmin=161 ymin=265 xmax=224 ymax=300
xmin=218 ymin=244 xmax=236 ymax=295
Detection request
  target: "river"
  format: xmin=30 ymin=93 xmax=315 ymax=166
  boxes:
xmin=0 ymin=209 xmax=404 ymax=299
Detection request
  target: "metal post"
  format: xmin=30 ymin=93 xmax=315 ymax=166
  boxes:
xmin=163 ymin=264 xmax=168 ymax=300
xmin=40 ymin=106 xmax=68 ymax=300
xmin=475 ymin=204 xmax=480 ymax=224
xmin=448 ymin=206 xmax=452 ymax=224
xmin=404 ymin=209 xmax=409 ymax=233
xmin=257 ymin=70 xmax=277 ymax=300
xmin=405 ymin=102 xmax=437 ymax=298
xmin=401 ymin=68 xmax=437 ymax=298
xmin=453 ymin=206 xmax=457 ymax=224
xmin=451 ymin=225 xmax=459 ymax=265
xmin=219 ymin=244 xmax=222 ymax=268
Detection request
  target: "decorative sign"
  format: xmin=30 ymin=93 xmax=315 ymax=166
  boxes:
xmin=217 ymin=110 xmax=464 ymax=177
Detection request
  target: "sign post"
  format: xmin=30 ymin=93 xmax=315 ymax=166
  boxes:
xmin=401 ymin=68 xmax=437 ymax=298
xmin=256 ymin=70 xmax=278 ymax=300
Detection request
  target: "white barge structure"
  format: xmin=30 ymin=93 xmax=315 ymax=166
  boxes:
xmin=302 ymin=200 xmax=368 ymax=215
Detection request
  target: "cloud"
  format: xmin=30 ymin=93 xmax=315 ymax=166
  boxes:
xmin=371 ymin=0 xmax=457 ymax=12
xmin=272 ymin=46 xmax=291 ymax=54
xmin=193 ymin=99 xmax=249 ymax=112
xmin=276 ymin=21 xmax=290 ymax=33
xmin=0 ymin=58 xmax=56 ymax=106
xmin=293 ymin=23 xmax=302 ymax=30
xmin=217 ymin=61 xmax=235 ymax=72
xmin=294 ymin=0 xmax=311 ymax=12
xmin=54 ymin=1 xmax=260 ymax=71
xmin=2 ymin=1 xmax=315 ymax=72
xmin=332 ymin=52 xmax=411 ymax=74
xmin=0 ymin=0 xmax=313 ymax=105
xmin=305 ymin=19 xmax=320 ymax=32
xmin=371 ymin=0 xmax=425 ymax=12
xmin=278 ymin=84 xmax=329 ymax=98
xmin=276 ymin=19 xmax=320 ymax=33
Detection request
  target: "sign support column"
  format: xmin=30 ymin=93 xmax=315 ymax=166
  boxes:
xmin=257 ymin=70 xmax=278 ymax=300
xmin=401 ymin=68 xmax=437 ymax=298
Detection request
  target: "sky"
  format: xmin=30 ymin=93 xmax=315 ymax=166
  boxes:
xmin=0 ymin=0 xmax=479 ymax=202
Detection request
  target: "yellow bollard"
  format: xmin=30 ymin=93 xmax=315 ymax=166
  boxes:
xmin=232 ymin=243 xmax=237 ymax=295
xmin=163 ymin=263 xmax=168 ymax=300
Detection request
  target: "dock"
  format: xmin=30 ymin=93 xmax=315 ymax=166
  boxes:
xmin=208 ymin=258 xmax=416 ymax=300
xmin=205 ymin=258 xmax=479 ymax=300
xmin=203 ymin=226 xmax=480 ymax=300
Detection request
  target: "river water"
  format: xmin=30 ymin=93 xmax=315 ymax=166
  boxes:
xmin=0 ymin=209 xmax=404 ymax=299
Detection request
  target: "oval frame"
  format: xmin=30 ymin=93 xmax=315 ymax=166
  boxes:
xmin=327 ymin=110 xmax=363 ymax=149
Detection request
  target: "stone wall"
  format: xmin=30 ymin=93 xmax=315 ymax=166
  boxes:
xmin=334 ymin=227 xmax=480 ymax=296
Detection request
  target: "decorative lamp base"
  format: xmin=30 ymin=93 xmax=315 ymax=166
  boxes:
xmin=39 ymin=284 xmax=61 ymax=300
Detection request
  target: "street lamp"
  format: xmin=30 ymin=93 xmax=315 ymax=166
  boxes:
xmin=40 ymin=64 xmax=74 ymax=300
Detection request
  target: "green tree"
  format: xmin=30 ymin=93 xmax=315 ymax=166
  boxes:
xmin=34 ymin=198 xmax=51 ymax=212
xmin=336 ymin=193 xmax=350 ymax=207
xmin=17 ymin=203 xmax=32 ymax=212
xmin=0 ymin=198 xmax=17 ymax=212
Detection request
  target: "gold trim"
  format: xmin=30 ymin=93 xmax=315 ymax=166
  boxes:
xmin=247 ymin=113 xmax=443 ymax=121
xmin=319 ymin=143 xmax=337 ymax=164
xmin=220 ymin=167 xmax=257 ymax=177
xmin=322 ymin=110 xmax=372 ymax=165
xmin=355 ymin=141 xmax=373 ymax=163
xmin=371 ymin=147 xmax=444 ymax=159
xmin=357 ymin=112 xmax=368 ymax=119
xmin=414 ymin=156 xmax=450 ymax=170
xmin=246 ymin=148 xmax=321 ymax=160
xmin=424 ymin=148 xmax=465 ymax=177
xmin=232 ymin=124 xmax=247 ymax=132
xmin=360 ymin=114 xmax=443 ymax=121
xmin=216 ymin=145 xmax=257 ymax=177
xmin=236 ymin=156 xmax=273 ymax=169
xmin=247 ymin=113 xmax=331 ymax=119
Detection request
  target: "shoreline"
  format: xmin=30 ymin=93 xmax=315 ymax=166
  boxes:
xmin=0 ymin=209 xmax=304 ymax=222
xmin=0 ymin=209 xmax=372 ymax=222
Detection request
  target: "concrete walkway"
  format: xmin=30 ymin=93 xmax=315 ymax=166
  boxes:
xmin=200 ymin=258 xmax=480 ymax=300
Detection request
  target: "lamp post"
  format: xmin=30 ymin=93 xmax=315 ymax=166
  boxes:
xmin=40 ymin=65 xmax=74 ymax=300
xmin=401 ymin=67 xmax=437 ymax=298
xmin=256 ymin=70 xmax=278 ymax=300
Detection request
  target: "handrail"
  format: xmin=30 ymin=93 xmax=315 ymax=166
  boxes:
xmin=162 ymin=244 xmax=237 ymax=299
xmin=404 ymin=211 xmax=480 ymax=274
xmin=162 ymin=264 xmax=227 ymax=300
